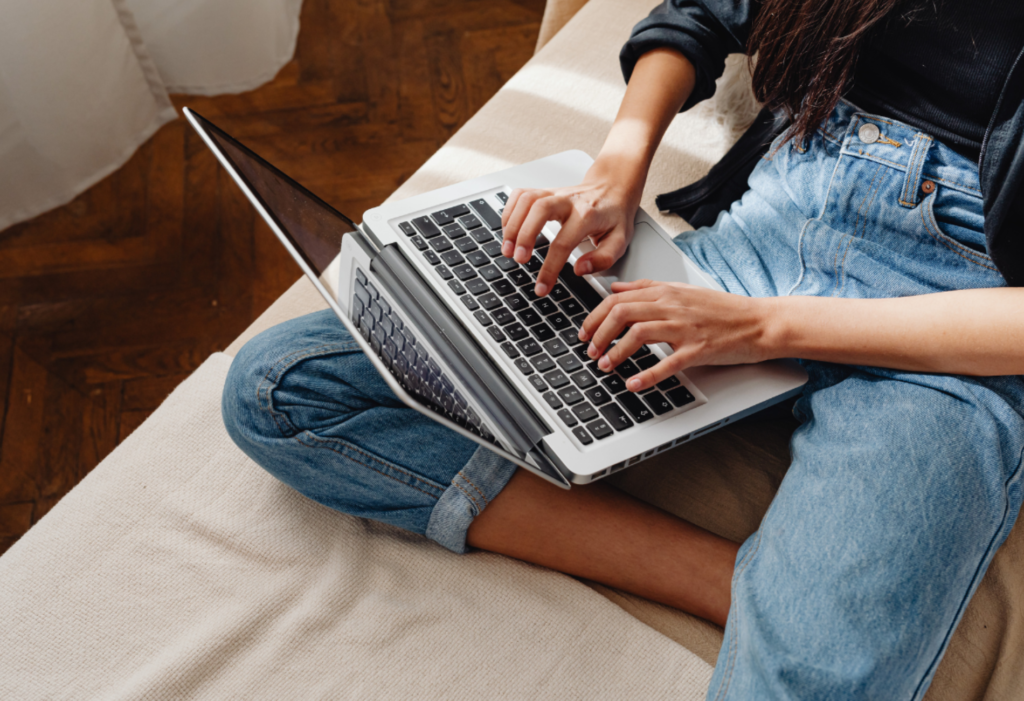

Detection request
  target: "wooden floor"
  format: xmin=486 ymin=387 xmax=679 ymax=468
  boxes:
xmin=0 ymin=0 xmax=544 ymax=555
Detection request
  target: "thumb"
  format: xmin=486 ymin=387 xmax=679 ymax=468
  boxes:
xmin=575 ymin=226 xmax=629 ymax=275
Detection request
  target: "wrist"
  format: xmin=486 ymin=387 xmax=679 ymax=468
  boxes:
xmin=754 ymin=295 xmax=796 ymax=362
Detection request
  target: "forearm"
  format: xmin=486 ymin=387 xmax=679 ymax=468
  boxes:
xmin=764 ymin=288 xmax=1024 ymax=376
xmin=593 ymin=48 xmax=697 ymax=191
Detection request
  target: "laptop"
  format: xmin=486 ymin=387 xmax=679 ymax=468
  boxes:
xmin=185 ymin=108 xmax=807 ymax=489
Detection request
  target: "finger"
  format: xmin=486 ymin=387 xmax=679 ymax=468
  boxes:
xmin=513 ymin=197 xmax=573 ymax=264
xmin=533 ymin=215 xmax=586 ymax=296
xmin=502 ymin=190 xmax=550 ymax=256
xmin=587 ymin=302 xmax=665 ymax=361
xmin=578 ymin=285 xmax=661 ymax=344
xmin=575 ymin=226 xmax=630 ymax=276
xmin=609 ymin=278 xmax=660 ymax=293
xmin=501 ymin=188 xmax=524 ymax=228
xmin=595 ymin=322 xmax=658 ymax=373
xmin=625 ymin=351 xmax=695 ymax=393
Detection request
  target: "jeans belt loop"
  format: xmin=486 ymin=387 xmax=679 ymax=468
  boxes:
xmin=899 ymin=133 xmax=931 ymax=208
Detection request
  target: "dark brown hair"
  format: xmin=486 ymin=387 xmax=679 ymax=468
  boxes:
xmin=748 ymin=0 xmax=907 ymax=144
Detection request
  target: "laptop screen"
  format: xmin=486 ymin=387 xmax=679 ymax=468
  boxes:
xmin=191 ymin=112 xmax=357 ymax=276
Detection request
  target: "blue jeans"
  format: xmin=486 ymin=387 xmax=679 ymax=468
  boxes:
xmin=222 ymin=100 xmax=1024 ymax=700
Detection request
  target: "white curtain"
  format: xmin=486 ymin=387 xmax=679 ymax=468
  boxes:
xmin=0 ymin=0 xmax=303 ymax=232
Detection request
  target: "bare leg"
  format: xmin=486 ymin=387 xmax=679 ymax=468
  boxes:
xmin=467 ymin=469 xmax=738 ymax=627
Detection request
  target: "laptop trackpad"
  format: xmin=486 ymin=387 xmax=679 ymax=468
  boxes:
xmin=599 ymin=222 xmax=698 ymax=287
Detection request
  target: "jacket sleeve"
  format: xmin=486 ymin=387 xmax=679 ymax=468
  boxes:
xmin=620 ymin=0 xmax=759 ymax=111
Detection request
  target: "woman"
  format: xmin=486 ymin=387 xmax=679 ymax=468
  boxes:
xmin=223 ymin=0 xmax=1024 ymax=697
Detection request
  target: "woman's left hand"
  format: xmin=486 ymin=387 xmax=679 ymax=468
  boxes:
xmin=578 ymin=279 xmax=775 ymax=392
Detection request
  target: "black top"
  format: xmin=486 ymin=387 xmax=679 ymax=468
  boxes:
xmin=621 ymin=0 xmax=1024 ymax=285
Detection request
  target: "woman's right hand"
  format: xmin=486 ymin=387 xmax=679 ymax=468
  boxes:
xmin=499 ymin=156 xmax=644 ymax=297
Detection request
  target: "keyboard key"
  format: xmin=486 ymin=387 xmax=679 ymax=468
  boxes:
xmin=549 ymin=284 xmax=570 ymax=301
xmin=429 ymin=237 xmax=453 ymax=253
xmin=572 ymin=426 xmax=594 ymax=445
xmin=505 ymin=294 xmax=528 ymax=312
xmin=572 ymin=402 xmax=599 ymax=422
xmin=492 ymin=279 xmax=515 ymax=297
xmin=479 ymin=265 xmax=502 ymax=281
xmin=505 ymin=323 xmax=529 ymax=341
xmin=423 ymin=250 xmax=441 ymax=265
xmin=616 ymin=359 xmax=640 ymax=378
xmin=558 ymin=263 xmax=604 ymax=309
xmin=513 ymin=358 xmax=533 ymax=375
xmin=441 ymin=222 xmax=465 ymax=238
xmin=584 ymin=386 xmax=612 ymax=406
xmin=487 ymin=326 xmax=506 ymax=343
xmin=558 ymin=386 xmax=583 ymax=405
xmin=494 ymin=256 xmax=518 ymax=271
xmin=559 ymin=298 xmax=584 ymax=316
xmin=469 ymin=198 xmax=503 ymax=229
xmin=448 ymin=279 xmax=466 ymax=295
xmin=413 ymin=216 xmax=441 ymax=238
xmin=542 ymin=391 xmax=563 ymax=410
xmin=544 ymin=370 xmax=570 ymax=388
xmin=453 ymin=264 xmax=477 ymax=281
xmin=559 ymin=328 xmax=583 ymax=347
xmin=602 ymin=375 xmax=627 ymax=394
xmin=617 ymin=392 xmax=654 ymax=423
xmin=500 ymin=342 xmax=519 ymax=359
xmin=521 ymin=286 xmax=540 ymax=302
xmin=473 ymin=310 xmax=492 ymax=326
xmin=643 ymin=392 xmax=673 ymax=415
xmin=496 ymin=191 xmax=509 ymax=204
xmin=636 ymin=355 xmax=659 ymax=370
xmin=548 ymin=312 xmax=571 ymax=330
xmin=570 ymin=313 xmax=588 ymax=328
xmin=477 ymin=292 xmax=502 ymax=310
xmin=666 ymin=386 xmax=696 ymax=407
xmin=410 ymin=235 xmax=428 ymax=251
xmin=531 ymin=323 xmax=555 ymax=342
xmin=528 ymin=376 xmax=548 ymax=392
xmin=433 ymin=205 xmax=469 ymax=225
xmin=585 ymin=419 xmax=613 ymax=440
xmin=508 ymin=269 xmax=531 ymax=287
xmin=455 ymin=237 xmax=478 ymax=253
xmin=470 ymin=228 xmax=493 ymax=243
xmin=466 ymin=278 xmax=488 ymax=295
xmin=517 ymin=337 xmax=541 ymax=356
xmin=490 ymin=307 xmax=513 ymax=325
xmin=525 ymin=256 xmax=543 ymax=273
xmin=467 ymin=250 xmax=490 ymax=267
xmin=461 ymin=295 xmax=479 ymax=311
xmin=542 ymin=338 xmax=569 ymax=357
xmin=657 ymin=376 xmax=681 ymax=391
xmin=558 ymin=354 xmax=583 ymax=373
xmin=441 ymin=250 xmax=464 ymax=266
xmin=557 ymin=409 xmax=578 ymax=427
xmin=535 ymin=298 xmax=558 ymax=315
xmin=530 ymin=354 xmax=556 ymax=373
xmin=459 ymin=213 xmax=482 ymax=230
xmin=570 ymin=370 xmax=596 ymax=389
xmin=482 ymin=240 xmax=503 ymax=257
xmin=435 ymin=264 xmax=453 ymax=280
xmin=599 ymin=403 xmax=634 ymax=431
xmin=364 ymin=281 xmax=379 ymax=299
xmin=517 ymin=308 xmax=542 ymax=327
xmin=632 ymin=345 xmax=652 ymax=358
xmin=399 ymin=221 xmax=417 ymax=237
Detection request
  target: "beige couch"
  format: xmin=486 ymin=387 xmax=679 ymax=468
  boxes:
xmin=1 ymin=0 xmax=1020 ymax=698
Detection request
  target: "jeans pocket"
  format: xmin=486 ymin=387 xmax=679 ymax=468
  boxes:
xmin=919 ymin=189 xmax=995 ymax=270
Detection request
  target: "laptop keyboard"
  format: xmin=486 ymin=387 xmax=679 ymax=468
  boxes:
xmin=396 ymin=193 xmax=696 ymax=447
xmin=352 ymin=268 xmax=496 ymax=443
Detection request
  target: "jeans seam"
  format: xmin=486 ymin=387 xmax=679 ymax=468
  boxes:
xmin=458 ymin=471 xmax=490 ymax=507
xmin=298 ymin=431 xmax=446 ymax=499
xmin=918 ymin=198 xmax=998 ymax=271
xmin=833 ymin=162 xmax=885 ymax=296
xmin=715 ymin=527 xmax=766 ymax=701
xmin=452 ymin=481 xmax=484 ymax=513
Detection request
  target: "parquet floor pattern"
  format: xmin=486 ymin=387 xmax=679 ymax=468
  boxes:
xmin=0 ymin=0 xmax=544 ymax=554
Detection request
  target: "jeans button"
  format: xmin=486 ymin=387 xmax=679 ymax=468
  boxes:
xmin=858 ymin=123 xmax=880 ymax=144
xmin=921 ymin=180 xmax=936 ymax=194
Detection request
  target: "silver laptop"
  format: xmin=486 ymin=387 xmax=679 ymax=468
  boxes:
xmin=185 ymin=108 xmax=807 ymax=489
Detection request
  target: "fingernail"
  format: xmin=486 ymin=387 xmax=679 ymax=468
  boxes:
xmin=502 ymin=241 xmax=513 ymax=257
xmin=598 ymin=356 xmax=611 ymax=371
xmin=534 ymin=282 xmax=549 ymax=296
xmin=587 ymin=343 xmax=598 ymax=358
xmin=578 ymin=260 xmax=593 ymax=275
xmin=515 ymin=246 xmax=529 ymax=263
xmin=577 ymin=328 xmax=590 ymax=342
xmin=627 ymin=378 xmax=642 ymax=392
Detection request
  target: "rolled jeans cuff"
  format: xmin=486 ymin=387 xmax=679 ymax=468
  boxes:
xmin=425 ymin=446 xmax=517 ymax=554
